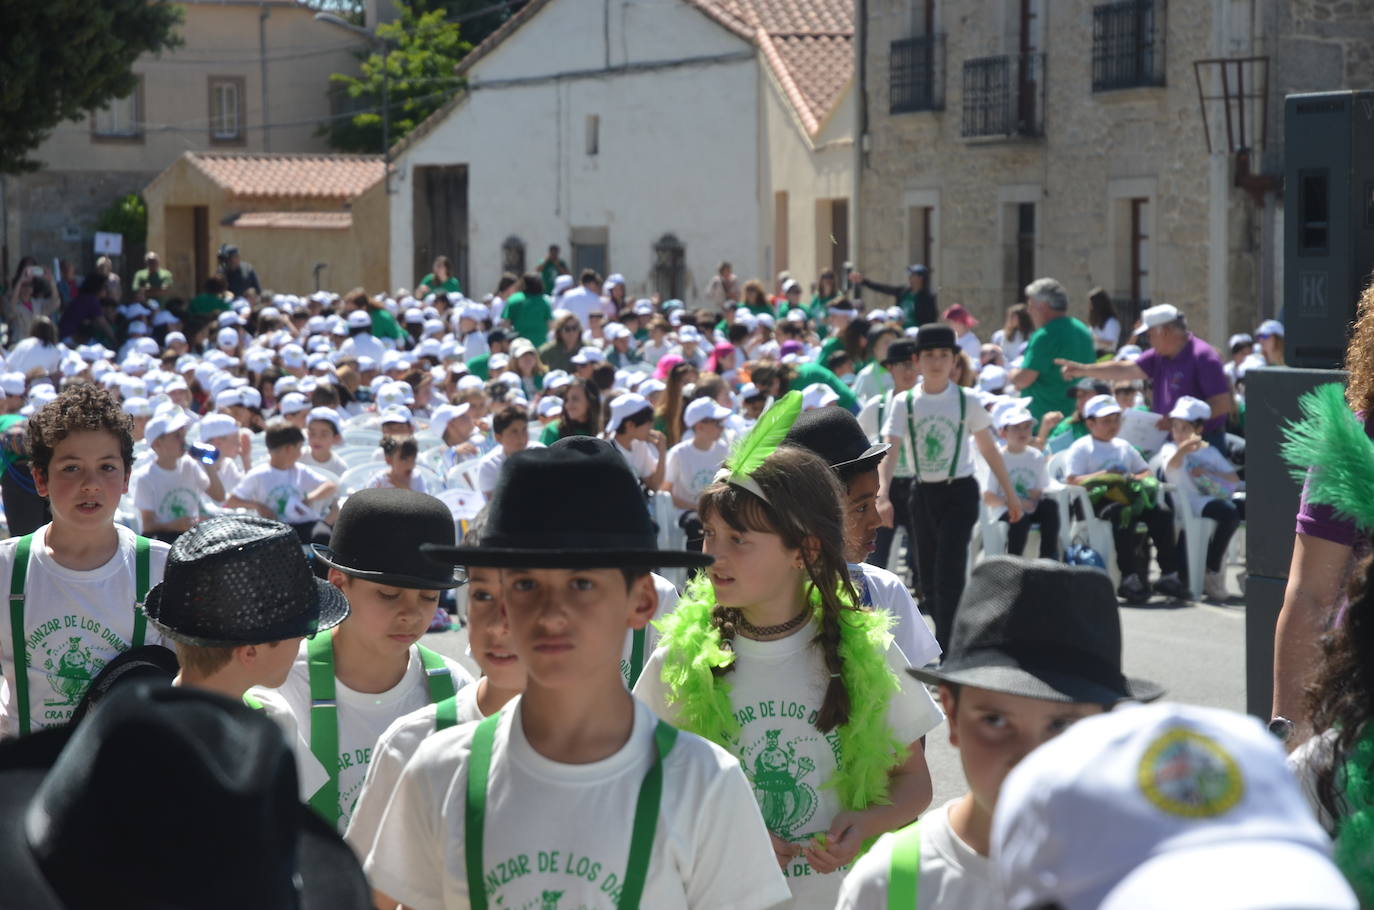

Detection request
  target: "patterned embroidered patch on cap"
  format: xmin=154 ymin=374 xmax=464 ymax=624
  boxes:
xmin=1137 ymin=728 xmax=1244 ymax=818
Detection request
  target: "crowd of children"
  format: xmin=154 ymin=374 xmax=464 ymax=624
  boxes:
xmin=0 ymin=263 xmax=1332 ymax=909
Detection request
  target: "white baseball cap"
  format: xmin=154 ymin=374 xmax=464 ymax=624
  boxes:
xmin=121 ymin=396 xmax=154 ymax=419
xmin=1255 ymin=318 xmax=1284 ymax=339
xmin=1168 ymin=395 xmax=1212 ymax=424
xmin=553 ymin=274 xmax=575 ymax=294
xmin=240 ymin=387 xmax=262 ymax=410
xmin=995 ymin=406 xmax=1034 ymax=430
xmin=543 ymin=370 xmax=572 ymax=391
xmin=144 ymin=409 xmax=190 ymax=445
xmin=571 ymin=346 xmax=606 ymax=366
xmin=637 ymin=378 xmax=665 ymax=398
xmin=306 ymin=406 xmax=342 ymax=435
xmin=677 ymin=326 xmax=701 ymax=344
xmin=347 ymin=310 xmax=371 ymax=329
xmin=992 ymin=703 xmax=1358 ymax=910
xmin=1227 ymin=333 xmax=1254 ymax=350
xmin=278 ymin=392 xmax=309 ymax=416
xmin=216 ymin=327 xmax=239 ymax=350
xmin=215 ymin=388 xmax=244 ymax=410
xmin=536 ymin=397 xmax=563 ymax=419
xmin=684 ymin=397 xmax=732 ymax=427
xmin=1134 ymin=303 xmax=1181 ymax=335
xmin=456 ymin=374 xmax=485 ymax=393
xmin=606 ymin=393 xmax=652 ymax=434
xmin=198 ymin=413 xmax=238 ymax=441
xmin=380 ymin=406 xmax=414 ymax=426
xmin=977 ymin=364 xmax=1008 ymax=393
xmin=604 ymin=323 xmax=632 ymax=341
xmin=0 ymin=373 xmax=26 ymax=397
xmin=1115 ymin=344 xmax=1144 ymax=362
xmin=1083 ymin=394 xmax=1122 ymax=420
xmin=801 ymin=382 xmax=839 ymax=411
xmin=430 ymin=402 xmax=471 ymax=429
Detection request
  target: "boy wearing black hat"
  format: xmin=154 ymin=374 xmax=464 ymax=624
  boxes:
xmin=252 ymin=488 xmax=474 ymax=835
xmin=836 ymin=558 xmax=1163 ymax=910
xmin=876 ymin=324 xmax=1022 ymax=651
xmin=782 ymin=404 xmax=940 ymax=668
xmin=145 ymin=515 xmax=350 ymax=701
xmin=860 ymin=338 xmax=919 ymax=584
xmin=366 ymin=438 xmax=789 ymax=910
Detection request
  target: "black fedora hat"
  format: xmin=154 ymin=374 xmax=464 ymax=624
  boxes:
xmin=881 ymin=339 xmax=917 ymax=365
xmin=0 ymin=683 xmax=371 ymax=910
xmin=146 ymin=516 xmax=350 ymax=648
xmin=909 ymin=557 xmax=1164 ymax=704
xmin=782 ymin=405 xmax=889 ymax=472
xmin=423 ymin=436 xmax=714 ymax=569
xmin=913 ymin=322 xmax=959 ymax=353
xmin=313 ymin=487 xmax=462 ymax=590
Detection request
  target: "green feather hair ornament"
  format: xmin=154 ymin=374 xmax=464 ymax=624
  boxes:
xmin=712 ymin=390 xmax=804 ymax=502
xmin=1281 ymin=381 xmax=1374 ymax=902
xmin=1280 ymin=382 xmax=1374 ymax=530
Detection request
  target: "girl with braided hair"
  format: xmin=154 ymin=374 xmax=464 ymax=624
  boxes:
xmin=634 ymin=392 xmax=942 ymax=909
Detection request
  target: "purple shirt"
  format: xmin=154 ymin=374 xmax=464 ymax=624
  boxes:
xmin=1294 ymin=411 xmax=1374 ymax=546
xmin=1136 ymin=335 xmax=1230 ymax=432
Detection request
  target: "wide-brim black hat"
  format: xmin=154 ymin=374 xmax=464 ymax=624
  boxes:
xmin=0 ymin=683 xmax=371 ymax=910
xmin=782 ymin=405 xmax=889 ymax=472
xmin=913 ymin=322 xmax=959 ymax=353
xmin=909 ymin=557 xmax=1164 ymax=704
xmin=423 ymin=436 xmax=714 ymax=569
xmin=145 ymin=515 xmax=350 ymax=648
xmin=313 ymin=487 xmax=463 ymax=589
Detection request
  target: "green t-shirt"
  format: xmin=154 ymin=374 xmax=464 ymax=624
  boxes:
xmin=132 ymin=268 xmax=173 ymax=293
xmin=1048 ymin=416 xmax=1087 ymax=442
xmin=467 ymin=353 xmax=491 ymax=381
xmin=539 ymin=420 xmax=562 ymax=446
xmin=0 ymin=414 xmax=26 ymax=477
xmin=788 ymin=362 xmax=859 ymax=412
xmin=189 ymin=293 xmax=230 ymax=315
xmin=420 ymin=273 xmax=462 ymax=295
xmin=503 ymin=292 xmax=554 ymax=346
xmin=538 ymin=259 xmax=568 ymax=293
xmin=818 ymin=336 xmax=845 ymax=366
xmin=743 ymin=301 xmax=775 ymax=318
xmin=370 ymin=308 xmax=407 ymax=341
xmin=1021 ymin=316 xmax=1096 ymax=421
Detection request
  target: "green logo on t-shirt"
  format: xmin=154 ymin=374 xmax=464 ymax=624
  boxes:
xmin=751 ymin=728 xmax=818 ymax=837
xmin=913 ymin=416 xmax=958 ymax=473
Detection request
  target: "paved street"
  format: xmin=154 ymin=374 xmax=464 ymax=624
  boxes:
xmin=420 ymin=575 xmax=1249 ymax=808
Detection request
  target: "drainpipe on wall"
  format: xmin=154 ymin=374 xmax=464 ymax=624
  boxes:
xmin=260 ymin=4 xmax=271 ymax=152
xmin=0 ymin=175 xmax=8 ymax=284
xmin=853 ymin=0 xmax=868 ymax=285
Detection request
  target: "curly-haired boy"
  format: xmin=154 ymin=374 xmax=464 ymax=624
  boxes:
xmin=0 ymin=383 xmax=170 ymax=736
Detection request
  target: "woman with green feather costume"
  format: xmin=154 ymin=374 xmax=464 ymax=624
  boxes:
xmin=633 ymin=391 xmax=944 ymax=909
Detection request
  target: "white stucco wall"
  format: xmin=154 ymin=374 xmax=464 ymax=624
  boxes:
xmin=390 ymin=0 xmax=765 ymax=304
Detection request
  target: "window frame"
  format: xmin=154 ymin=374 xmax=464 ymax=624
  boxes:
xmin=90 ymin=77 xmax=145 ymax=144
xmin=208 ymin=75 xmax=247 ymax=146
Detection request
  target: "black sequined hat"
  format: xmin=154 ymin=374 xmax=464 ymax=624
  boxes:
xmin=144 ymin=515 xmax=350 ymax=648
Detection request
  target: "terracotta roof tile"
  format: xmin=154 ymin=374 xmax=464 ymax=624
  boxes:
xmin=227 ymin=211 xmax=353 ymax=229
xmin=188 ymin=152 xmax=384 ymax=200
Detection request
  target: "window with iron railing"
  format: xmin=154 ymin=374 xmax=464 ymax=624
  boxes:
xmin=961 ymin=53 xmax=1045 ymax=139
xmin=890 ymin=34 xmax=945 ymax=114
xmin=1092 ymin=1 xmax=1165 ymax=92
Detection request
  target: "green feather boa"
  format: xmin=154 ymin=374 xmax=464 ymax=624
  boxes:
xmin=1336 ymin=727 xmax=1374 ymax=906
xmin=1281 ymin=382 xmax=1374 ymax=530
xmin=654 ymin=574 xmax=909 ymax=813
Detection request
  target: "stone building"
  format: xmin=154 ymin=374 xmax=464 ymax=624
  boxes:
xmin=854 ymin=0 xmax=1374 ymax=347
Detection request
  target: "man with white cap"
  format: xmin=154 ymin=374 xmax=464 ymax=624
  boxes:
xmin=991 ymin=702 xmax=1357 ymax=910
xmin=1058 ymin=302 xmax=1233 ymax=453
xmin=605 ymin=393 xmax=665 ymax=490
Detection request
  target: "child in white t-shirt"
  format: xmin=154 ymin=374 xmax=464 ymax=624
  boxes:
xmin=367 ymin=439 xmax=787 ymax=910
xmin=302 ymin=406 xmax=348 ymax=476
xmin=607 ymin=392 xmax=666 ymax=491
xmin=636 ymin=402 xmax=943 ymax=910
xmin=1159 ymin=395 xmax=1242 ymax=602
xmin=837 ymin=559 xmax=1162 ymax=910
xmin=367 ymin=435 xmax=427 ymax=493
xmin=197 ymin=412 xmax=249 ymax=503
xmin=476 ymin=407 xmax=529 ymax=496
xmin=0 ymin=384 xmax=171 ymax=736
xmin=1064 ymin=394 xmax=1184 ymax=604
xmin=133 ymin=409 xmax=224 ymax=543
xmin=663 ymin=397 xmax=732 ymax=550
xmin=226 ymin=419 xmax=337 ymax=545
xmin=251 ymin=488 xmax=473 ymax=836
xmin=981 ymin=407 xmax=1060 ymax=559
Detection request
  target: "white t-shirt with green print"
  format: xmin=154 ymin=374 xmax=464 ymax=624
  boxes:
xmin=978 ymin=445 xmax=1049 ymax=519
xmin=132 ymin=455 xmax=212 ymax=525
xmin=880 ymin=383 xmax=991 ymax=483
xmin=230 ymin=462 xmax=329 ymax=522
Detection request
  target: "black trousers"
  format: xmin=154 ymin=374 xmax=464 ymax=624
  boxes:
xmin=871 ymin=476 xmax=917 ymax=584
xmin=909 ymin=477 xmax=980 ymax=652
xmin=1094 ymin=500 xmax=1179 ymax=579
xmin=999 ymin=498 xmax=1061 ymax=559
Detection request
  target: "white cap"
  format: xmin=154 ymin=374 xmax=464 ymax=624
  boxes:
xmin=977 ymin=364 xmax=1008 ymax=392
xmin=216 ymin=327 xmax=239 ymax=350
xmin=1256 ymin=318 xmax=1284 ymax=338
xmin=537 ymin=396 xmax=564 ymax=419
xmin=553 ymin=274 xmax=575 ymax=294
xmin=488 ymin=353 xmax=510 ymax=373
xmin=604 ymin=273 xmax=625 ymax=289
xmin=781 ymin=278 xmax=800 ymax=294
xmin=347 ymin=310 xmax=371 ymax=329
xmin=634 ymin=299 xmax=655 ymax=316
xmin=992 ymin=703 xmax=1358 ymax=910
xmin=280 ymin=345 xmax=306 ymax=368
xmin=198 ymin=413 xmax=237 ymax=441
xmin=217 ymin=311 xmax=244 ymax=327
xmin=757 ymin=313 xmax=776 ymax=329
xmin=215 ymin=388 xmax=244 ymax=410
xmin=737 ymin=382 xmax=762 ymax=401
xmin=0 ymin=373 xmax=26 ymax=397
xmin=456 ymin=374 xmax=485 ymax=393
xmin=637 ymin=378 xmax=665 ymax=397
xmin=1168 ymin=395 xmax=1212 ymax=423
xmin=306 ymin=406 xmax=342 ymax=435
xmin=1134 ymin=303 xmax=1181 ymax=335
xmin=430 ymin=402 xmax=471 ymax=429
xmin=1083 ymin=394 xmax=1122 ymax=420
xmin=606 ymin=393 xmax=652 ymax=434
xmin=278 ymin=392 xmax=309 ymax=416
xmin=1237 ymin=351 xmax=1267 ymax=379
xmin=801 ymin=382 xmax=839 ymax=411
xmin=786 ymin=308 xmax=807 ymax=324
xmin=543 ymin=370 xmax=572 ymax=391
xmin=240 ymin=387 xmax=262 ymax=409
xmin=1227 ymin=333 xmax=1254 ymax=350
xmin=571 ymin=346 xmax=606 ymax=365
xmin=121 ymin=396 xmax=154 ymax=419
xmin=996 ymin=406 xmax=1034 ymax=430
xmin=604 ymin=323 xmax=632 ymax=341
xmin=1115 ymin=344 xmax=1143 ymax=362
xmin=677 ymin=326 xmax=701 ymax=344
xmin=144 ymin=408 xmax=190 ymax=444
xmin=380 ymin=406 xmax=414 ymax=426
xmin=127 ymin=320 xmax=148 ymax=336
xmin=274 ymin=376 xmax=300 ymax=398
xmin=403 ymin=307 xmax=425 ymax=325
xmin=684 ymin=396 xmax=732 ymax=427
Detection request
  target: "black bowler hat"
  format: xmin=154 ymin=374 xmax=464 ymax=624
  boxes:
xmin=882 ymin=339 xmax=918 ymax=366
xmin=313 ymin=487 xmax=462 ymax=590
xmin=782 ymin=406 xmax=889 ymax=472
xmin=423 ymin=437 xmax=714 ymax=569
xmin=0 ymin=683 xmax=371 ymax=910
xmin=146 ymin=516 xmax=350 ymax=648
xmin=909 ymin=558 xmax=1164 ymax=704
xmin=913 ymin=323 xmax=959 ymax=353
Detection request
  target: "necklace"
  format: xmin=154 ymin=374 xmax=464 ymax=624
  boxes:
xmin=733 ymin=606 xmax=810 ymax=638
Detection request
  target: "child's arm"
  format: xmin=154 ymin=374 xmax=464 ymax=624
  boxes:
xmin=202 ymin=461 xmax=225 ymax=504
xmin=1032 ymin=410 xmax=1063 ymax=449
xmin=974 ymin=429 xmax=1022 ymax=523
xmin=1166 ymin=438 xmax=1200 ymax=472
xmin=225 ymin=495 xmax=275 ymax=519
xmin=140 ymin=508 xmax=193 ymax=535
xmin=802 ymin=740 xmax=933 ymax=874
xmin=306 ymin=480 xmax=339 ymax=507
xmin=983 ymin=489 xmax=1007 ymax=509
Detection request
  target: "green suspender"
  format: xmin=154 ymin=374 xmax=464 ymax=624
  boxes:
xmin=465 ymin=713 xmax=678 ymax=910
xmin=627 ymin=627 xmax=647 ymax=688
xmin=887 ymin=820 xmax=923 ymax=910
xmin=307 ymin=631 xmax=459 ymax=826
xmin=9 ymin=533 xmax=151 ymax=736
xmin=905 ymin=387 xmax=966 ymax=482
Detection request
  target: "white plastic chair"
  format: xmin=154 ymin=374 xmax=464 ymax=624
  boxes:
xmin=1046 ymin=451 xmax=1117 ymax=582
xmin=1149 ymin=454 xmax=1217 ymax=601
xmin=652 ymin=490 xmax=689 ymax=591
xmin=446 ymin=456 xmax=486 ymax=492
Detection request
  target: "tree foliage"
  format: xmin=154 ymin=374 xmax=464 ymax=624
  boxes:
xmin=324 ymin=1 xmax=471 ymax=154
xmin=0 ymin=0 xmax=182 ymax=174
xmin=96 ymin=193 xmax=149 ymax=247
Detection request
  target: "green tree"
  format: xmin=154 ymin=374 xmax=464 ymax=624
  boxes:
xmin=96 ymin=194 xmax=149 ymax=247
xmin=325 ymin=1 xmax=470 ymax=154
xmin=0 ymin=0 xmax=182 ymax=174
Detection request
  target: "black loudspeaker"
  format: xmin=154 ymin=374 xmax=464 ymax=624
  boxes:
xmin=1283 ymin=91 xmax=1374 ymax=369
xmin=1243 ymin=366 xmax=1346 ymax=718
